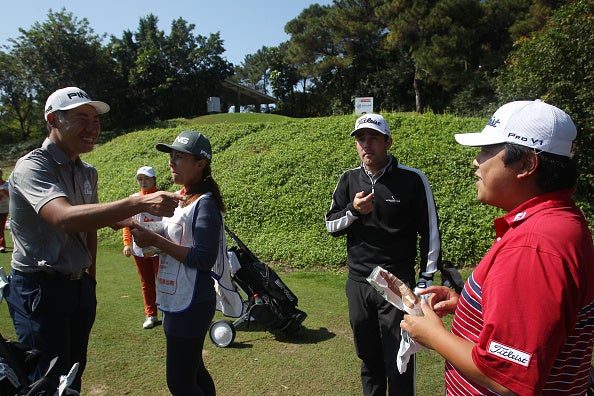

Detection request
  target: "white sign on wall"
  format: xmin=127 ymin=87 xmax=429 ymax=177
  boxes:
xmin=355 ymin=97 xmax=373 ymax=114
xmin=207 ymin=97 xmax=221 ymax=113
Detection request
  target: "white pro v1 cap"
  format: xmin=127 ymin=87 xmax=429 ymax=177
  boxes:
xmin=454 ymin=100 xmax=577 ymax=157
xmin=454 ymin=100 xmax=576 ymax=157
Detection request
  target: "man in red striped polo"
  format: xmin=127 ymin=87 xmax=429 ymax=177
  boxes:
xmin=401 ymin=100 xmax=594 ymax=395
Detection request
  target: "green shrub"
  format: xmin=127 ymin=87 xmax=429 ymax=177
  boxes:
xmin=83 ymin=112 xmax=590 ymax=270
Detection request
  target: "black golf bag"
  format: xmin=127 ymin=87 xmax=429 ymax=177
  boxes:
xmin=0 ymin=333 xmax=40 ymax=395
xmin=226 ymin=226 xmax=307 ymax=334
xmin=0 ymin=331 xmax=79 ymax=395
xmin=439 ymin=260 xmax=465 ymax=294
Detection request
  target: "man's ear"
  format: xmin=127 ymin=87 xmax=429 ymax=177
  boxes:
xmin=46 ymin=112 xmax=56 ymax=127
xmin=517 ymin=151 xmax=539 ymax=179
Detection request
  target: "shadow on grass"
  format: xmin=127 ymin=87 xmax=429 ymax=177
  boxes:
xmin=232 ymin=320 xmax=336 ymax=345
xmin=275 ymin=326 xmax=336 ymax=344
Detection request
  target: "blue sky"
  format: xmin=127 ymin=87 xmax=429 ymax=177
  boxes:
xmin=1 ymin=1 xmax=332 ymax=66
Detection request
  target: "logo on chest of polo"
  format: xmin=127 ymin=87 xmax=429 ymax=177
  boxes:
xmin=83 ymin=180 xmax=93 ymax=196
xmin=488 ymin=340 xmax=531 ymax=367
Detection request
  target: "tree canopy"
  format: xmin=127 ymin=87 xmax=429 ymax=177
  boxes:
xmin=0 ymin=8 xmax=233 ymax=140
xmin=0 ymin=1 xmax=592 ymax=208
xmin=496 ymin=0 xmax=594 ymax=211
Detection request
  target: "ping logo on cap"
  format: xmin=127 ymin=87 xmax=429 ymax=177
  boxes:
xmin=175 ymin=136 xmax=190 ymax=145
xmin=67 ymin=91 xmax=91 ymax=101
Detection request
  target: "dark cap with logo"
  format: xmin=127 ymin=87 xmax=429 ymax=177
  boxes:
xmin=156 ymin=130 xmax=212 ymax=161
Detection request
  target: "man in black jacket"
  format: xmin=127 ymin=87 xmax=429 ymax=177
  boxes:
xmin=325 ymin=113 xmax=442 ymax=395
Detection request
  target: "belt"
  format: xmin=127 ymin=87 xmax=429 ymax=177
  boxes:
xmin=13 ymin=269 xmax=85 ymax=281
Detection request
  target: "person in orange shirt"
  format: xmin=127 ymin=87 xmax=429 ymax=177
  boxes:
xmin=0 ymin=167 xmax=8 ymax=253
xmin=122 ymin=166 xmax=162 ymax=329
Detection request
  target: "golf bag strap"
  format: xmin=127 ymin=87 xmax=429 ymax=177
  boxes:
xmin=225 ymin=225 xmax=259 ymax=260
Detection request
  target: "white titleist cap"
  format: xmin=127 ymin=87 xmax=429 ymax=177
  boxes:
xmin=44 ymin=87 xmax=110 ymax=121
xmin=351 ymin=113 xmax=391 ymax=137
xmin=455 ymin=100 xmax=576 ymax=157
xmin=136 ymin=166 xmax=156 ymax=178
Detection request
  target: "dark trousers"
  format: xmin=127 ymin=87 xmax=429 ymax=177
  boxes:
xmin=5 ymin=270 xmax=97 ymax=391
xmin=346 ymin=278 xmax=415 ymax=396
xmin=163 ymin=298 xmax=216 ymax=396
xmin=0 ymin=212 xmax=7 ymax=249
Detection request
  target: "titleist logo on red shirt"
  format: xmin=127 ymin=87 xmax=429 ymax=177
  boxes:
xmin=488 ymin=340 xmax=531 ymax=367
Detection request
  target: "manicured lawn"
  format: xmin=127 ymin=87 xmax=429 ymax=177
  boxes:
xmin=0 ymin=232 xmax=448 ymax=395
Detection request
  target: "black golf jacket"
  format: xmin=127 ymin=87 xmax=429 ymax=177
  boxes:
xmin=325 ymin=155 xmax=441 ymax=284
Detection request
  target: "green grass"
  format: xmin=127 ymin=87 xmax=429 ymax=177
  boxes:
xmin=0 ymin=233 xmax=456 ymax=395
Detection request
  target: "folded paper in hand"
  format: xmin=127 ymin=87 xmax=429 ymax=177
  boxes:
xmin=366 ymin=266 xmax=422 ymax=316
xmin=139 ymin=221 xmax=164 ymax=257
xmin=366 ymin=266 xmax=424 ymax=374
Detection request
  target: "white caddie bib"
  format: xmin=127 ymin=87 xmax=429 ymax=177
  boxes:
xmin=156 ymin=195 xmax=205 ymax=313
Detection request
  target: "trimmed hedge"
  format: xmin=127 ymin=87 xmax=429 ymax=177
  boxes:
xmin=85 ymin=113 xmax=591 ymax=270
